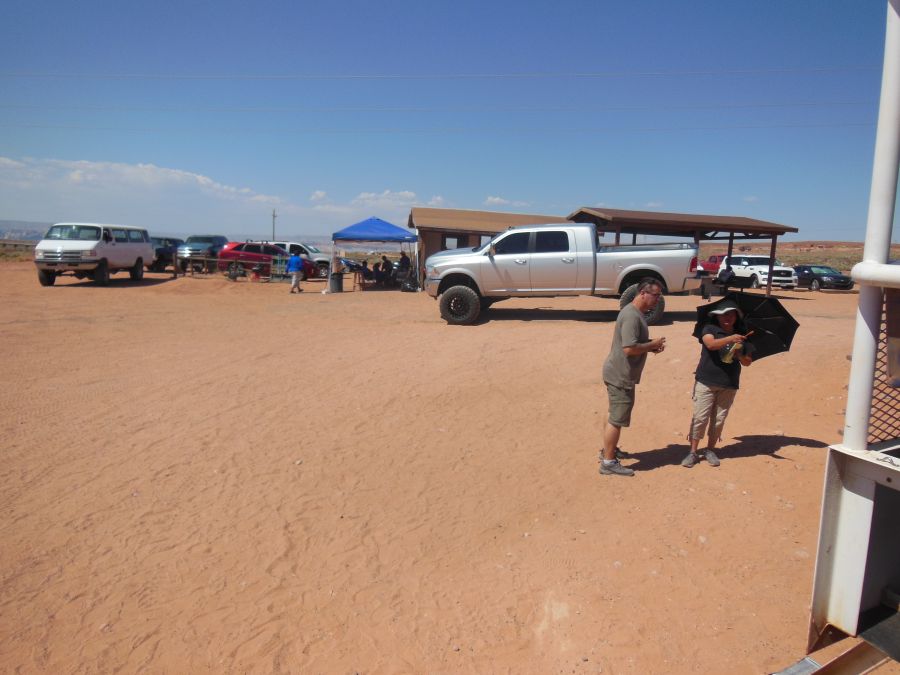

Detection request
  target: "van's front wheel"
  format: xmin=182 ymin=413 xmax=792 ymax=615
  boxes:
xmin=37 ymin=269 xmax=57 ymax=286
xmin=94 ymin=260 xmax=110 ymax=286
xmin=439 ymin=285 xmax=481 ymax=325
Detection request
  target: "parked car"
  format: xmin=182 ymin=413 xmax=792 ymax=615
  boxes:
xmin=217 ymin=242 xmax=316 ymax=279
xmin=697 ymin=253 xmax=727 ymax=275
xmin=269 ymin=241 xmax=331 ymax=278
xmin=337 ymin=257 xmax=365 ymax=273
xmin=794 ymin=264 xmax=854 ymax=291
xmin=33 ymin=222 xmax=154 ymax=286
xmin=176 ymin=235 xmax=229 ymax=272
xmin=425 ymin=222 xmax=700 ymax=325
xmin=149 ymin=236 xmax=184 ymax=272
xmin=716 ymin=255 xmax=797 ymax=289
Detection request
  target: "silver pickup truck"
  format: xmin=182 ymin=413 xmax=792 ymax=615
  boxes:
xmin=424 ymin=222 xmax=700 ymax=324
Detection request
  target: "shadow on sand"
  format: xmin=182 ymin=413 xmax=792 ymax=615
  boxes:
xmin=621 ymin=434 xmax=828 ymax=472
xmin=55 ymin=276 xmax=178 ymax=289
xmin=482 ymin=307 xmax=621 ymax=323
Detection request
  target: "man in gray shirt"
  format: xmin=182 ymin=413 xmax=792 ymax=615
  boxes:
xmin=600 ymin=278 xmax=666 ymax=476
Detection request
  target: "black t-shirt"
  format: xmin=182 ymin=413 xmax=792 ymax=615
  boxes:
xmin=694 ymin=324 xmax=754 ymax=389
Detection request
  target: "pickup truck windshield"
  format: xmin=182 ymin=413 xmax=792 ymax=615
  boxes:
xmin=45 ymin=225 xmax=101 ymax=241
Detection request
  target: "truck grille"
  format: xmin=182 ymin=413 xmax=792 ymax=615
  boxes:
xmin=40 ymin=251 xmax=84 ymax=262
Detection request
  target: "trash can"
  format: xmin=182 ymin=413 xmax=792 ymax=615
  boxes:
xmin=329 ymin=272 xmax=343 ymax=293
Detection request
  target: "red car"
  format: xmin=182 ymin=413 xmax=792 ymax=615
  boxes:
xmin=697 ymin=253 xmax=727 ymax=275
xmin=217 ymin=242 xmax=317 ymax=279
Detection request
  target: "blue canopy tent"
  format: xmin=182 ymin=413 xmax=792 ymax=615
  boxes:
xmin=332 ymin=217 xmax=417 ymax=243
xmin=329 ymin=217 xmax=419 ymax=292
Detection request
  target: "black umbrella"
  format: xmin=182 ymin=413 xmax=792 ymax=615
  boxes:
xmin=693 ymin=292 xmax=799 ymax=360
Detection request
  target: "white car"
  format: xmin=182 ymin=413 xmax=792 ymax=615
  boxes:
xmin=34 ymin=222 xmax=154 ymax=286
xmin=267 ymin=241 xmax=331 ymax=278
xmin=717 ymin=255 xmax=797 ymax=289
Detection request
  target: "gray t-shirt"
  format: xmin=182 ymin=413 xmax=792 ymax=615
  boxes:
xmin=603 ymin=303 xmax=650 ymax=388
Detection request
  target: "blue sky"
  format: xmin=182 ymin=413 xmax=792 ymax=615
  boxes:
xmin=0 ymin=0 xmax=894 ymax=241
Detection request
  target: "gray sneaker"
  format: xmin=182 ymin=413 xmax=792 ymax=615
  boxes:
xmin=704 ymin=450 xmax=721 ymax=467
xmin=600 ymin=460 xmax=634 ymax=476
xmin=681 ymin=453 xmax=699 ymax=468
xmin=597 ymin=447 xmax=629 ymax=461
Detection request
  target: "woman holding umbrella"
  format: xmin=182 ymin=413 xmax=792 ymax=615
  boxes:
xmin=682 ymin=299 xmax=755 ymax=468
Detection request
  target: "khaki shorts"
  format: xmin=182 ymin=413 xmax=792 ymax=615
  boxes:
xmin=606 ymin=383 xmax=636 ymax=427
xmin=688 ymin=380 xmax=738 ymax=442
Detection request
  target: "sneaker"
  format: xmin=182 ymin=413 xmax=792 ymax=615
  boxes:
xmin=704 ymin=450 xmax=720 ymax=467
xmin=597 ymin=447 xmax=629 ymax=461
xmin=681 ymin=453 xmax=699 ymax=468
xmin=600 ymin=460 xmax=635 ymax=476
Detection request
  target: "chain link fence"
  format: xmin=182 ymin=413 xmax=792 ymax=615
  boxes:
xmin=868 ymin=290 xmax=900 ymax=444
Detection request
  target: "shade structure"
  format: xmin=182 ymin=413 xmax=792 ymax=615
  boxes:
xmin=328 ymin=217 xmax=420 ymax=294
xmin=332 ymin=217 xmax=417 ymax=243
xmin=693 ymin=292 xmax=799 ymax=361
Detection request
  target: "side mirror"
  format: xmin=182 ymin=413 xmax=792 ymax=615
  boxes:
xmin=103 ymin=231 xmax=112 ymax=243
xmin=488 ymin=245 xmax=496 ymax=256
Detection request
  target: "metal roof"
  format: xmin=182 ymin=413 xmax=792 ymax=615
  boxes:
xmin=408 ymin=207 xmax=568 ymax=235
xmin=568 ymin=207 xmax=798 ymax=240
xmin=407 ymin=206 xmax=798 ymax=241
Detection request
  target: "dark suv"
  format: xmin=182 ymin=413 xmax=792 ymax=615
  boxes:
xmin=149 ymin=236 xmax=184 ymax=272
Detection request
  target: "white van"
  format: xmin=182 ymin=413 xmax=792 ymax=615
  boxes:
xmin=33 ymin=222 xmax=155 ymax=286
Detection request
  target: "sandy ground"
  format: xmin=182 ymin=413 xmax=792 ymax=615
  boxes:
xmin=1 ymin=262 xmax=897 ymax=674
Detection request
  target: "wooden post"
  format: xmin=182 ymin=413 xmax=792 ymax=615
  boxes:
xmin=767 ymin=237 xmax=778 ymax=296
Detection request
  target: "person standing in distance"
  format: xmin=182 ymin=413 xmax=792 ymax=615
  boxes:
xmin=600 ymin=278 xmax=666 ymax=476
xmin=286 ymin=251 xmax=304 ymax=294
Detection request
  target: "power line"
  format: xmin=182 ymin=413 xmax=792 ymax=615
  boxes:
xmin=0 ymin=121 xmax=875 ymax=135
xmin=0 ymin=101 xmax=876 ymax=114
xmin=0 ymin=65 xmax=880 ymax=81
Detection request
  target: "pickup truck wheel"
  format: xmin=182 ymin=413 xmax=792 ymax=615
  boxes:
xmin=644 ymin=294 xmax=665 ymax=325
xmin=37 ymin=269 xmax=57 ymax=286
xmin=94 ymin=260 xmax=110 ymax=286
xmin=750 ymin=275 xmax=760 ymax=289
xmin=440 ymin=285 xmax=481 ymax=325
xmin=619 ymin=283 xmax=666 ymax=325
xmin=316 ymin=263 xmax=330 ymax=279
xmin=130 ymin=258 xmax=144 ymax=281
xmin=810 ymin=279 xmax=820 ymax=292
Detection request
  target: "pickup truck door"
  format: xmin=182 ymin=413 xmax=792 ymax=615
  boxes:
xmin=480 ymin=231 xmax=532 ymax=293
xmin=528 ymin=229 xmax=581 ymax=293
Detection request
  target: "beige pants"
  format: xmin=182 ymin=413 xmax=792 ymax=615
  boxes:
xmin=688 ymin=381 xmax=737 ymax=443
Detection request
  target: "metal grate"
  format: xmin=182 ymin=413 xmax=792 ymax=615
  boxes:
xmin=869 ymin=292 xmax=900 ymax=444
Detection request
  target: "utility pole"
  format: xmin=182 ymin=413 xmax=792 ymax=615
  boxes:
xmin=272 ymin=209 xmax=277 ymax=241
